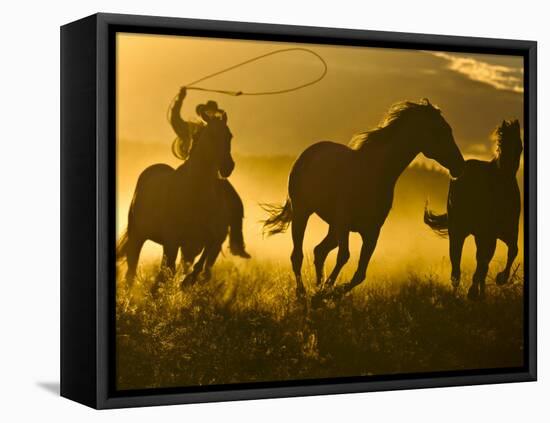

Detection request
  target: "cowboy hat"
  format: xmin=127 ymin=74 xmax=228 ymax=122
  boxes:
xmin=196 ymin=100 xmax=224 ymax=121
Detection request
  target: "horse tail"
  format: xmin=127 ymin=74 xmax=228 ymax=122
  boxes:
xmin=117 ymin=187 xmax=139 ymax=263
xmin=424 ymin=201 xmax=449 ymax=237
xmin=261 ymin=198 xmax=293 ymax=236
xmin=116 ymin=229 xmax=129 ymax=262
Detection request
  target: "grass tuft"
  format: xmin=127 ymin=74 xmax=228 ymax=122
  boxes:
xmin=116 ymin=261 xmax=524 ymax=390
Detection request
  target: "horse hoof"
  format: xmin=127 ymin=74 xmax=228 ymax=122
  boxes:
xmin=296 ymin=285 xmax=307 ymax=301
xmin=202 ymin=270 xmax=212 ymax=282
xmin=181 ymin=273 xmax=198 ymax=289
xmin=311 ymin=284 xmax=348 ymax=308
xmin=496 ymin=271 xmax=509 ymax=286
xmin=467 ymin=286 xmax=479 ymax=301
xmin=451 ymin=274 xmax=461 ymax=288
xmin=331 ymin=283 xmax=351 ymax=300
xmin=311 ymin=289 xmax=328 ymax=309
xmin=150 ymin=280 xmax=162 ymax=296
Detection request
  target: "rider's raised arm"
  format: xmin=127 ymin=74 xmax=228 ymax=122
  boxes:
xmin=170 ymin=87 xmax=191 ymax=140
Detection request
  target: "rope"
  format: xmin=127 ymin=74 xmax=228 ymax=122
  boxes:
xmin=166 ymin=47 xmax=327 ymax=122
xmin=185 ymin=47 xmax=327 ymax=96
xmin=167 ymin=47 xmax=327 ymax=160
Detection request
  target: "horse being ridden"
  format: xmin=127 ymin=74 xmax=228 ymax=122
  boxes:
xmin=425 ymin=119 xmax=523 ymax=299
xmin=263 ymin=99 xmax=464 ymax=302
xmin=171 ymin=87 xmax=250 ymax=260
xmin=117 ymin=111 xmax=235 ymax=289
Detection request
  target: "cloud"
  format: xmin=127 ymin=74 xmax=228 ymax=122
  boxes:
xmin=409 ymin=155 xmax=449 ymax=174
xmin=430 ymin=52 xmax=523 ymax=93
xmin=462 ymin=142 xmax=495 ymax=160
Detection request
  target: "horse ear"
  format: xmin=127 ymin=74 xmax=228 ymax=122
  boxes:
xmin=502 ymin=119 xmax=508 ymax=128
xmin=513 ymin=119 xmax=520 ymax=129
xmin=421 ymin=98 xmax=431 ymax=106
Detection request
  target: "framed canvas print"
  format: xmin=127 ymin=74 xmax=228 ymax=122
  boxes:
xmin=60 ymin=13 xmax=537 ymax=409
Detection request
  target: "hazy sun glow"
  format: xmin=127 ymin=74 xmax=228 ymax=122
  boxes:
xmin=116 ymin=32 xmax=524 ymax=281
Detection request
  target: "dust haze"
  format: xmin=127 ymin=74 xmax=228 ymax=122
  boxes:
xmin=117 ymin=140 xmax=524 ymax=282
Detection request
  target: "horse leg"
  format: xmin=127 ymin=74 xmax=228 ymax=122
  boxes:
xmin=290 ymin=210 xmax=310 ymax=300
xmin=324 ymin=229 xmax=350 ymax=288
xmin=496 ymin=238 xmax=518 ymax=286
xmin=153 ymin=244 xmax=178 ymax=293
xmin=179 ymin=245 xmax=195 ymax=275
xmin=339 ymin=228 xmax=380 ymax=295
xmin=469 ymin=236 xmax=497 ymax=300
xmin=125 ymin=236 xmax=144 ymax=288
xmin=314 ymin=229 xmax=379 ymax=305
xmin=313 ymin=226 xmax=338 ymax=287
xmin=223 ymin=180 xmax=250 ymax=258
xmin=202 ymin=241 xmax=223 ymax=282
xmin=181 ymin=247 xmax=208 ymax=288
xmin=161 ymin=244 xmax=178 ymax=276
xmin=449 ymin=230 xmax=466 ymax=288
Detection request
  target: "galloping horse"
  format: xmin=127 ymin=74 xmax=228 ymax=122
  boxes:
xmin=425 ymin=119 xmax=523 ymax=299
xmin=263 ymin=99 xmax=465 ymax=301
xmin=117 ymin=112 xmax=235 ymax=289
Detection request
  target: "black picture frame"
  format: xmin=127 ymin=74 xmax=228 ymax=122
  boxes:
xmin=60 ymin=12 xmax=537 ymax=409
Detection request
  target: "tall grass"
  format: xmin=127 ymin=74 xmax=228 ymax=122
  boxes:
xmin=116 ymin=260 xmax=524 ymax=390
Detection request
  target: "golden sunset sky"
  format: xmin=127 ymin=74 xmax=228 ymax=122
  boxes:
xmin=117 ymin=32 xmax=523 ymax=157
xmin=116 ymin=32 xmax=524 ymax=280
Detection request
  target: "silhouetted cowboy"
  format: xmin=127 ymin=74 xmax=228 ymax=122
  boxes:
xmin=170 ymin=86 xmax=251 ymax=258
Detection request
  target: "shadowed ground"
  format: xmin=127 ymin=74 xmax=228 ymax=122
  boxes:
xmin=116 ymin=260 xmax=523 ymax=390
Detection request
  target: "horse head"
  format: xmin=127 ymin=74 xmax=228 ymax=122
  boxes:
xmin=494 ymin=119 xmax=523 ymax=174
xmin=192 ymin=111 xmax=235 ymax=178
xmin=413 ymin=99 xmax=465 ymax=178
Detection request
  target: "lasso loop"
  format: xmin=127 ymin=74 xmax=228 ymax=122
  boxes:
xmin=166 ymin=47 xmax=327 ymax=124
xmin=185 ymin=47 xmax=327 ymax=96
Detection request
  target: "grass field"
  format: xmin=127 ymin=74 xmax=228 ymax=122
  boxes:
xmin=115 ymin=259 xmax=524 ymax=390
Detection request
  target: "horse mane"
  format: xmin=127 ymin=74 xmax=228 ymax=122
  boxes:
xmin=349 ymin=99 xmax=442 ymax=150
xmin=186 ymin=116 xmax=226 ymax=159
xmin=492 ymin=119 xmax=523 ymax=161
